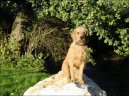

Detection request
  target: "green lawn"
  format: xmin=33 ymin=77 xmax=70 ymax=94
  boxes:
xmin=0 ymin=68 xmax=51 ymax=96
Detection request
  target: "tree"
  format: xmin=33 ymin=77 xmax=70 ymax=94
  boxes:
xmin=32 ymin=0 xmax=129 ymax=56
xmin=0 ymin=0 xmax=34 ymax=56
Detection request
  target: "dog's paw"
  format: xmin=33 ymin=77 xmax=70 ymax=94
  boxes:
xmin=79 ymin=79 xmax=84 ymax=85
xmin=71 ymin=78 xmax=76 ymax=83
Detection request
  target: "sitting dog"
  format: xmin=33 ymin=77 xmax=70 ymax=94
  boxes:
xmin=62 ymin=26 xmax=89 ymax=84
xmin=42 ymin=26 xmax=89 ymax=87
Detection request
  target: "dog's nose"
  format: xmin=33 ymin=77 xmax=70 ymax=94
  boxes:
xmin=80 ymin=36 xmax=85 ymax=39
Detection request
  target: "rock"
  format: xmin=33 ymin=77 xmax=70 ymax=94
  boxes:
xmin=24 ymin=71 xmax=107 ymax=96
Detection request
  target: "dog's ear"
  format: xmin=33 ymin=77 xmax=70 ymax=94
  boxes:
xmin=85 ymin=29 xmax=90 ymax=44
xmin=84 ymin=28 xmax=89 ymax=36
xmin=86 ymin=32 xmax=90 ymax=37
xmin=70 ymin=29 xmax=76 ymax=41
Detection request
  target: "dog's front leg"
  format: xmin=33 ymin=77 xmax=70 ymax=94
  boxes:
xmin=62 ymin=60 xmax=70 ymax=82
xmin=79 ymin=63 xmax=85 ymax=84
xmin=69 ymin=63 xmax=75 ymax=83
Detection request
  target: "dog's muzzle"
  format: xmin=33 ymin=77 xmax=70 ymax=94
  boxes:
xmin=80 ymin=36 xmax=85 ymax=40
xmin=76 ymin=37 xmax=86 ymax=46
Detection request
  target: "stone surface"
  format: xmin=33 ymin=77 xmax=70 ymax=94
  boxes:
xmin=24 ymin=71 xmax=107 ymax=96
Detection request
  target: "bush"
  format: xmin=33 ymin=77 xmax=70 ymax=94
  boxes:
xmin=0 ymin=39 xmax=44 ymax=70
xmin=26 ymin=22 xmax=71 ymax=68
xmin=16 ymin=53 xmax=44 ymax=70
xmin=0 ymin=53 xmax=44 ymax=70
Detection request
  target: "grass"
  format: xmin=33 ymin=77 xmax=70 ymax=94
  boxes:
xmin=0 ymin=68 xmax=51 ymax=96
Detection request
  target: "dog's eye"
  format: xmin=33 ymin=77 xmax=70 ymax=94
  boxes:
xmin=83 ymin=31 xmax=86 ymax=34
xmin=77 ymin=32 xmax=79 ymax=34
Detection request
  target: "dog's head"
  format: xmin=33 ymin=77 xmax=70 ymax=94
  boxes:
xmin=71 ymin=26 xmax=89 ymax=45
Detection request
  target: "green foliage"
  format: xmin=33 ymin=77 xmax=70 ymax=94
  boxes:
xmin=27 ymin=0 xmax=49 ymax=19
xmin=0 ymin=0 xmax=17 ymax=11
xmin=87 ymin=47 xmax=96 ymax=65
xmin=0 ymin=39 xmax=44 ymax=70
xmin=16 ymin=53 xmax=44 ymax=70
xmin=0 ymin=39 xmax=10 ymax=60
xmin=0 ymin=53 xmax=44 ymax=70
xmin=29 ymin=0 xmax=129 ymax=56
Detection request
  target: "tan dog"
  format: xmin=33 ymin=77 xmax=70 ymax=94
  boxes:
xmin=42 ymin=26 xmax=89 ymax=87
xmin=62 ymin=26 xmax=89 ymax=84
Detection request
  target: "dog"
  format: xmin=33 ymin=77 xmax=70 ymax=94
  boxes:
xmin=62 ymin=26 xmax=89 ymax=84
xmin=42 ymin=26 xmax=89 ymax=87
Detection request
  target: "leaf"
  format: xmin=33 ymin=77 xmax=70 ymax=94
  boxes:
xmin=125 ymin=18 xmax=129 ymax=23
xmin=115 ymin=13 xmax=121 ymax=19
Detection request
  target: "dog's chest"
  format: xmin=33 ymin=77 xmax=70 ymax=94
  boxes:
xmin=76 ymin=47 xmax=86 ymax=59
xmin=67 ymin=45 xmax=87 ymax=62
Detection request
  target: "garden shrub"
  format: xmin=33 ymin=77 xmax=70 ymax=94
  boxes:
xmin=16 ymin=53 xmax=44 ymax=70
xmin=0 ymin=39 xmax=44 ymax=70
